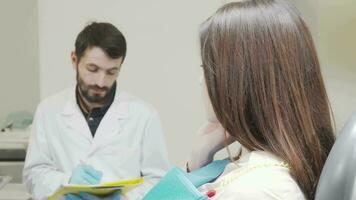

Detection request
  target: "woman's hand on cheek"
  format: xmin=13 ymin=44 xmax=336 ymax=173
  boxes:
xmin=187 ymin=122 xmax=234 ymax=171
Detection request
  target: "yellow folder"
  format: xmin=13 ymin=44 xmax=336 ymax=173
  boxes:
xmin=48 ymin=178 xmax=144 ymax=200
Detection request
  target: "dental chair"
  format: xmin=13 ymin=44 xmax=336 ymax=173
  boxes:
xmin=315 ymin=112 xmax=356 ymax=200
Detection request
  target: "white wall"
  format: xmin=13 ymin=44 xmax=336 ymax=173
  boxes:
xmin=37 ymin=0 xmax=356 ymax=166
xmin=317 ymin=0 xmax=356 ymax=131
xmin=0 ymin=0 xmax=39 ymax=128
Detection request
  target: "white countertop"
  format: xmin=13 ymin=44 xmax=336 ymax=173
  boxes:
xmin=0 ymin=183 xmax=31 ymax=200
xmin=0 ymin=130 xmax=29 ymax=150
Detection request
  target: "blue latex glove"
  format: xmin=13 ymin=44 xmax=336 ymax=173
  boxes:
xmin=69 ymin=164 xmax=103 ymax=185
xmin=65 ymin=194 xmax=82 ymax=200
xmin=81 ymin=191 xmax=121 ymax=200
xmin=65 ymin=191 xmax=121 ymax=200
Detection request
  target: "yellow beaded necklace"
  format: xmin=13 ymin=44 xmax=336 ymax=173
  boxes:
xmin=216 ymin=161 xmax=291 ymax=190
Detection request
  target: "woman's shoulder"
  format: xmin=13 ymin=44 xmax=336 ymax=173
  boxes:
xmin=218 ymin=180 xmax=305 ymax=200
xmin=226 ymin=166 xmax=304 ymax=199
xmin=214 ymin=151 xmax=306 ymax=200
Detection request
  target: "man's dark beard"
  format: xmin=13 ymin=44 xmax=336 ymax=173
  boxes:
xmin=77 ymin=73 xmax=111 ymax=104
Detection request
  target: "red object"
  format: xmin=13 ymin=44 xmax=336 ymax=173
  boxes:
xmin=206 ymin=190 xmax=216 ymax=198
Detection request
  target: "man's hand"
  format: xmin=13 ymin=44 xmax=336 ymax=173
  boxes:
xmin=65 ymin=191 xmax=121 ymax=200
xmin=69 ymin=164 xmax=103 ymax=185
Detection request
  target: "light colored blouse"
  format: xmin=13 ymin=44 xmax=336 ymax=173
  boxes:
xmin=198 ymin=150 xmax=306 ymax=200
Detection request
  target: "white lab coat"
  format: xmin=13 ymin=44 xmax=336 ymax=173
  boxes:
xmin=23 ymin=87 xmax=171 ymax=200
xmin=198 ymin=150 xmax=306 ymax=200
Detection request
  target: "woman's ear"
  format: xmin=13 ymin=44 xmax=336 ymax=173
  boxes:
xmin=70 ymin=51 xmax=78 ymax=69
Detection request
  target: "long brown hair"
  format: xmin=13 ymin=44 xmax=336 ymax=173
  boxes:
xmin=199 ymin=0 xmax=335 ymax=199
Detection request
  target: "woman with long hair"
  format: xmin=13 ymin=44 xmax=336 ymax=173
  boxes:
xmin=145 ymin=0 xmax=335 ymax=199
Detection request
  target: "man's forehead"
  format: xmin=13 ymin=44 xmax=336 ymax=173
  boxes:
xmin=81 ymin=47 xmax=123 ymax=69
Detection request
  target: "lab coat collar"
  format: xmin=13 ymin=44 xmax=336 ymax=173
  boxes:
xmin=60 ymin=85 xmax=130 ymax=142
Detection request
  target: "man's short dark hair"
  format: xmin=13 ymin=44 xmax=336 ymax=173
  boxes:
xmin=75 ymin=22 xmax=127 ymax=62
